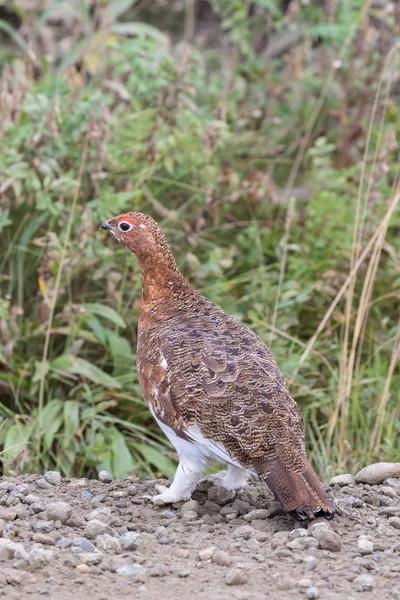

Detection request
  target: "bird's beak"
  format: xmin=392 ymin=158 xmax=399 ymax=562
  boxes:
xmin=100 ymin=221 xmax=113 ymax=232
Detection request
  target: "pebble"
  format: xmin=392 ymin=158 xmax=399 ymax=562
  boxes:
xmin=198 ymin=546 xmax=215 ymax=561
xmin=388 ymin=517 xmax=400 ymax=529
xmin=81 ymin=490 xmax=93 ymax=501
xmin=225 ymin=568 xmax=248 ymax=586
xmin=44 ymin=471 xmax=61 ymax=486
xmin=243 ymin=509 xmax=270 ymax=522
xmin=233 ymin=525 xmax=255 ymax=540
xmin=28 ymin=545 xmax=53 ymax=568
xmin=358 ymin=537 xmax=374 ymax=555
xmin=98 ymin=470 xmax=113 ymax=483
xmin=181 ymin=500 xmax=200 ymax=516
xmin=355 ymin=574 xmax=375 ymax=591
xmin=158 ymin=537 xmax=169 ymax=545
xmin=73 ymin=537 xmax=96 ymax=552
xmin=83 ymin=519 xmax=114 ymax=539
xmin=384 ymin=478 xmax=400 ymax=489
xmin=309 ymin=523 xmax=342 ymax=552
xmin=212 ymin=550 xmax=232 ymax=566
xmin=149 ymin=564 xmax=167 ymax=577
xmin=116 ymin=563 xmax=147 ymax=580
xmin=46 ymin=501 xmax=73 ymax=523
xmin=32 ymin=521 xmax=54 ymax=533
xmin=76 ymin=564 xmax=89 ymax=574
xmin=329 ymin=474 xmax=354 ymax=486
xmin=0 ymin=507 xmax=18 ymax=521
xmin=119 ymin=532 xmax=141 ymax=551
xmin=78 ymin=552 xmax=103 ymax=565
xmin=36 ymin=478 xmax=53 ymax=490
xmin=32 ymin=533 xmax=55 ymax=546
xmin=355 ymin=463 xmax=400 ymax=485
xmin=306 ymin=586 xmax=320 ymax=599
xmin=298 ymin=578 xmax=313 ymax=588
xmin=208 ymin=486 xmax=236 ymax=506
xmin=96 ymin=534 xmax=121 ymax=554
xmin=86 ymin=507 xmax=112 ymax=523
xmin=303 ymin=556 xmax=318 ymax=571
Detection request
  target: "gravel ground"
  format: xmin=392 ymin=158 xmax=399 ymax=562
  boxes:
xmin=0 ymin=465 xmax=399 ymax=600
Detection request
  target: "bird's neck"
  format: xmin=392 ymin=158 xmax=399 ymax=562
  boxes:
xmin=138 ymin=249 xmax=187 ymax=304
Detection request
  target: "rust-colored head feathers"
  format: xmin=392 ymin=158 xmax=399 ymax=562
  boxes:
xmin=100 ymin=211 xmax=334 ymax=521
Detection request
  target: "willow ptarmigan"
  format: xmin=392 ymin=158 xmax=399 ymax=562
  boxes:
xmin=100 ymin=212 xmax=334 ymax=521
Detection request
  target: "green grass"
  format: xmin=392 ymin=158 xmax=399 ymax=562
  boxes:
xmin=0 ymin=0 xmax=399 ymax=480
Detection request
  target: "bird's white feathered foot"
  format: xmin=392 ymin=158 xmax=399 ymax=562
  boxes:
xmin=143 ymin=455 xmax=205 ymax=506
xmin=199 ymin=464 xmax=249 ymax=491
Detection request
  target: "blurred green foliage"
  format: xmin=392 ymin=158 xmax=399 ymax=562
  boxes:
xmin=0 ymin=0 xmax=399 ymax=479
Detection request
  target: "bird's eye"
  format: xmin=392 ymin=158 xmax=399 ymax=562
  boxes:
xmin=118 ymin=222 xmax=132 ymax=232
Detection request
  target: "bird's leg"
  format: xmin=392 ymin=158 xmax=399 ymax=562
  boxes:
xmin=149 ymin=455 xmax=205 ymax=506
xmin=199 ymin=464 xmax=248 ymax=491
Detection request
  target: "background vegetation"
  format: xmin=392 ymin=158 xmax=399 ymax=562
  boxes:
xmin=0 ymin=0 xmax=399 ymax=481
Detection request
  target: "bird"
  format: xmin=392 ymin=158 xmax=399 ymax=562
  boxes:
xmin=100 ymin=212 xmax=334 ymax=521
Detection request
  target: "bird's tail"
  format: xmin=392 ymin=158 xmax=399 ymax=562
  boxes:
xmin=264 ymin=456 xmax=334 ymax=521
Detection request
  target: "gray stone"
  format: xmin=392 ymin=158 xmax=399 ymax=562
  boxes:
xmin=78 ymin=551 xmax=103 ymax=565
xmin=24 ymin=494 xmax=42 ymax=505
xmin=158 ymin=537 xmax=169 ymax=545
xmin=96 ymin=534 xmax=121 ymax=554
xmin=233 ymin=525 xmax=255 ymax=540
xmin=329 ymin=474 xmax=354 ymax=487
xmin=32 ymin=521 xmax=54 ymax=533
xmin=384 ymin=478 xmax=400 ymax=489
xmin=0 ymin=507 xmax=18 ymax=521
xmin=388 ymin=517 xmax=400 ymax=529
xmin=36 ymin=478 xmax=53 ymax=490
xmin=0 ymin=538 xmax=29 ymax=560
xmin=116 ymin=563 xmax=147 ymax=580
xmin=28 ymin=545 xmax=53 ymax=568
xmin=86 ymin=507 xmax=112 ymax=523
xmin=30 ymin=502 xmax=47 ymax=514
xmin=119 ymin=532 xmax=141 ymax=551
xmin=212 ymin=550 xmax=232 ymax=566
xmin=56 ymin=538 xmax=72 ymax=548
xmin=98 ymin=470 xmax=113 ymax=483
xmin=208 ymin=485 xmax=236 ymax=506
xmin=303 ymin=556 xmax=318 ymax=571
xmin=355 ymin=574 xmax=375 ymax=591
xmin=44 ymin=471 xmax=61 ymax=486
xmin=243 ymin=509 xmax=270 ymax=521
xmin=31 ymin=533 xmax=55 ymax=546
xmin=358 ymin=537 xmax=374 ymax=555
xmin=310 ymin=523 xmax=342 ymax=552
xmin=83 ymin=519 xmax=114 ymax=539
xmin=46 ymin=501 xmax=72 ymax=523
xmin=73 ymin=537 xmax=96 ymax=552
xmin=81 ymin=490 xmax=93 ymax=501
xmin=298 ymin=578 xmax=313 ymax=588
xmin=225 ymin=568 xmax=248 ymax=586
xmin=149 ymin=563 xmax=167 ymax=577
xmin=355 ymin=463 xmax=400 ymax=485
xmin=181 ymin=500 xmax=200 ymax=516
xmin=198 ymin=546 xmax=215 ymax=561
xmin=306 ymin=586 xmax=319 ymax=599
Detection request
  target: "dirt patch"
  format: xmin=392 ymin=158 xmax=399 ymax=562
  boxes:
xmin=0 ymin=471 xmax=399 ymax=599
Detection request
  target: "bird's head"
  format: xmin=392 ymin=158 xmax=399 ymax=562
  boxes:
xmin=100 ymin=211 xmax=163 ymax=255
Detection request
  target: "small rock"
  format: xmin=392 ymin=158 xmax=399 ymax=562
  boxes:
xmin=116 ymin=563 xmax=147 ymax=580
xmin=28 ymin=545 xmax=53 ymax=569
xmin=355 ymin=463 xmax=400 ymax=485
xmin=46 ymin=501 xmax=72 ymax=523
xmin=303 ymin=556 xmax=318 ymax=571
xmin=36 ymin=478 xmax=52 ymax=490
xmin=78 ymin=552 xmax=103 ymax=565
xmin=0 ymin=507 xmax=18 ymax=522
xmin=355 ymin=574 xmax=375 ymax=591
xmin=306 ymin=586 xmax=319 ymax=599
xmin=32 ymin=521 xmax=54 ymax=533
xmin=32 ymin=534 xmax=55 ymax=546
xmin=96 ymin=534 xmax=120 ymax=554
xmin=76 ymin=564 xmax=89 ymax=574
xmin=84 ymin=519 xmax=114 ymax=540
xmin=181 ymin=500 xmax=200 ymax=516
xmin=225 ymin=568 xmax=248 ymax=586
xmin=388 ymin=517 xmax=400 ymax=530
xmin=198 ymin=546 xmax=215 ymax=561
xmin=177 ymin=569 xmax=191 ymax=578
xmin=288 ymin=529 xmax=308 ymax=540
xmin=182 ymin=511 xmax=198 ymax=521
xmin=208 ymin=486 xmax=236 ymax=506
xmin=233 ymin=525 xmax=255 ymax=540
xmin=384 ymin=478 xmax=400 ymax=489
xmin=358 ymin=537 xmax=374 ymax=555
xmin=86 ymin=507 xmax=112 ymax=523
xmin=158 ymin=537 xmax=169 ymax=545
xmin=310 ymin=523 xmax=342 ymax=552
xmin=81 ymin=490 xmax=93 ymax=501
xmin=44 ymin=471 xmax=61 ymax=486
xmin=329 ymin=474 xmax=354 ymax=487
xmin=56 ymin=538 xmax=72 ymax=549
xmin=73 ymin=537 xmax=96 ymax=552
xmin=243 ymin=509 xmax=270 ymax=522
xmin=119 ymin=532 xmax=141 ymax=551
xmin=98 ymin=470 xmax=113 ymax=483
xmin=298 ymin=578 xmax=313 ymax=588
xmin=212 ymin=550 xmax=232 ymax=566
xmin=149 ymin=564 xmax=167 ymax=577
